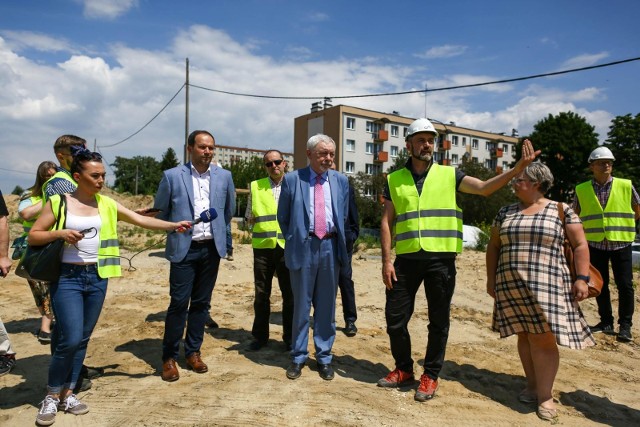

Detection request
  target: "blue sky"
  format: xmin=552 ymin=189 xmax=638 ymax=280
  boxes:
xmin=1 ymin=0 xmax=639 ymax=193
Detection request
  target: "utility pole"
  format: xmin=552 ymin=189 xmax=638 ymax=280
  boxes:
xmin=184 ymin=58 xmax=190 ymax=164
xmin=424 ymin=83 xmax=428 ymax=118
xmin=93 ymin=138 xmax=97 ymax=152
xmin=135 ymin=164 xmax=139 ymax=195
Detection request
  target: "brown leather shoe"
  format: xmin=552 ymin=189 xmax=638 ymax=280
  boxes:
xmin=161 ymin=358 xmax=179 ymax=382
xmin=186 ymin=352 xmax=208 ymax=373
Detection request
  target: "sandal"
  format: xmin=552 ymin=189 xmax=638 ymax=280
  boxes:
xmin=537 ymin=405 xmax=558 ymax=422
xmin=518 ymin=389 xmax=537 ymax=404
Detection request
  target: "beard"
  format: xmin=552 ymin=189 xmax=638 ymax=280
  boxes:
xmin=411 ymin=147 xmax=432 ymax=163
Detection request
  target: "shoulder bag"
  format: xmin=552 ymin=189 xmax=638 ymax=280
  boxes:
xmin=16 ymin=195 xmax=67 ymax=281
xmin=557 ymin=202 xmax=603 ymax=298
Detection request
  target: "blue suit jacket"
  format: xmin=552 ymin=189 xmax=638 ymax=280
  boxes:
xmin=154 ymin=163 xmax=235 ymax=262
xmin=277 ymin=166 xmax=349 ymax=271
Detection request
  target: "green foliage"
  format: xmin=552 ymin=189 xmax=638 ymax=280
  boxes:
xmin=457 ymin=158 xmax=516 ymax=226
xmin=520 ymin=111 xmax=599 ymax=202
xmin=111 ymin=155 xmax=162 ymax=195
xmin=473 ymin=222 xmax=491 ymax=252
xmin=11 ymin=185 xmax=24 ymax=196
xmin=386 ymin=147 xmax=409 ymax=174
xmin=604 ymin=113 xmax=640 ymax=186
xmin=350 ymin=172 xmax=386 ymax=229
xmin=225 ymin=156 xmax=265 ymax=215
xmin=159 ymin=147 xmax=180 ymax=172
xmin=355 ymin=234 xmax=381 ymax=249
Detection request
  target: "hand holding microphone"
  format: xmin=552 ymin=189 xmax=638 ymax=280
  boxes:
xmin=173 ymin=208 xmax=218 ymax=233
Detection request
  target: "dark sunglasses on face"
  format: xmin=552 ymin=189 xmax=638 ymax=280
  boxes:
xmin=264 ymin=159 xmax=284 ymax=168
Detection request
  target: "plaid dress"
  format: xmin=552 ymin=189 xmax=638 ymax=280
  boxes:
xmin=491 ymin=202 xmax=595 ymax=349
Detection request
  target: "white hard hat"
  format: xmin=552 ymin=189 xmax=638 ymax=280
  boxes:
xmin=405 ymin=118 xmax=438 ymax=141
xmin=588 ymin=146 xmax=615 ymax=163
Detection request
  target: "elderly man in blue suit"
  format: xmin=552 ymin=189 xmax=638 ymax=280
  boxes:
xmin=277 ymin=134 xmax=349 ymax=381
xmin=153 ymin=130 xmax=235 ymax=382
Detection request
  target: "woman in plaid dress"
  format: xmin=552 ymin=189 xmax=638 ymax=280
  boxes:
xmin=486 ymin=162 xmax=595 ymax=422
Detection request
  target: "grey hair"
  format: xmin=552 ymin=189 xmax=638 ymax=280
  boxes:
xmin=307 ymin=134 xmax=335 ymax=151
xmin=523 ymin=161 xmax=554 ymax=194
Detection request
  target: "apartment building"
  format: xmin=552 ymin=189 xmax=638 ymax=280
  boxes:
xmin=293 ymin=103 xmax=519 ymax=176
xmin=215 ymin=144 xmax=294 ymax=168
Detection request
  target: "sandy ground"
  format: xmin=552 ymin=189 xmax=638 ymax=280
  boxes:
xmin=1 ymin=194 xmax=639 ymax=426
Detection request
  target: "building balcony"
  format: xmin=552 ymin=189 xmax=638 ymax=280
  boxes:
xmin=374 ymin=130 xmax=388 ymax=142
xmin=439 ymin=140 xmax=452 ymax=151
xmin=496 ymin=166 xmax=503 ymax=174
xmin=490 ymin=148 xmax=504 ymax=158
xmin=374 ymin=151 xmax=388 ymax=163
xmin=441 ymin=158 xmax=451 ymax=166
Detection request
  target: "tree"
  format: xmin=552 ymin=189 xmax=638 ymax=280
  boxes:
xmin=520 ymin=112 xmax=599 ymax=202
xmin=604 ymin=113 xmax=640 ymax=186
xmin=159 ymin=147 xmax=180 ymax=171
xmin=225 ymin=156 xmax=267 ymax=216
xmin=456 ymin=158 xmax=516 ymax=226
xmin=11 ymin=185 xmax=25 ymax=196
xmin=111 ymin=156 xmax=162 ymax=195
xmin=350 ymin=172 xmax=387 ymax=229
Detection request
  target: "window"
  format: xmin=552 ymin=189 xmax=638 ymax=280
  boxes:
xmin=451 ymin=135 xmax=458 ymax=146
xmin=345 ymin=161 xmax=355 ymax=173
xmin=366 ymin=142 xmax=374 ymax=154
xmin=346 ymin=139 xmax=355 ymax=152
xmin=502 ymin=144 xmax=509 ymax=153
xmin=462 ymin=137 xmax=467 ymax=146
xmin=485 ymin=159 xmax=492 ymax=169
xmin=391 ymin=125 xmax=399 ymax=137
xmin=472 ymin=139 xmax=479 ymax=149
xmin=365 ymin=163 xmax=374 ymax=175
xmin=472 ymin=157 xmax=478 ymax=163
xmin=346 ymin=117 xmax=355 ymax=130
xmin=503 ymin=161 xmax=509 ymax=169
xmin=364 ymin=186 xmax=374 ymax=197
xmin=366 ymin=121 xmax=373 ymax=133
xmin=451 ymin=154 xmax=459 ymax=165
xmin=403 ymin=127 xmax=408 ymax=138
xmin=485 ymin=142 xmax=491 ymax=151
xmin=390 ymin=146 xmax=399 ymax=157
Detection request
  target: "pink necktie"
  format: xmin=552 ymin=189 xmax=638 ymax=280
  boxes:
xmin=314 ymin=175 xmax=326 ymax=239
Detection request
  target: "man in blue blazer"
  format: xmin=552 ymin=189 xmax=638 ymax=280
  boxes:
xmin=277 ymin=134 xmax=349 ymax=381
xmin=154 ymin=130 xmax=235 ymax=382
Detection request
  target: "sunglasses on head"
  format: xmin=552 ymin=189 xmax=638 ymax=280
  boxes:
xmin=264 ymin=159 xmax=283 ymax=168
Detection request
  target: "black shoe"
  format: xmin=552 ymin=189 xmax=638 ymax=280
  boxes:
xmin=284 ymin=341 xmax=292 ymax=352
xmin=247 ymin=340 xmax=267 ymax=352
xmin=286 ymin=362 xmax=304 ymax=380
xmin=343 ymin=321 xmax=357 ymax=337
xmin=80 ymin=364 xmax=104 ymax=379
xmin=318 ymin=363 xmax=335 ymax=381
xmin=0 ymin=355 xmax=16 ymax=377
xmin=590 ymin=322 xmax=614 ymax=335
xmin=205 ymin=316 xmax=219 ymax=329
xmin=73 ymin=377 xmax=92 ymax=393
xmin=617 ymin=325 xmax=633 ymax=343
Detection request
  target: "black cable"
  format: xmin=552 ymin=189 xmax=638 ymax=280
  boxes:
xmin=189 ymin=56 xmax=640 ymax=100
xmin=98 ymin=83 xmax=186 ymax=148
xmin=72 ymin=234 xmax=168 ymax=272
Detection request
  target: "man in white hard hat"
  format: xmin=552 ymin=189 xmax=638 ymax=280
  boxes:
xmin=572 ymin=147 xmax=640 ymax=343
xmin=378 ymin=118 xmax=540 ymax=401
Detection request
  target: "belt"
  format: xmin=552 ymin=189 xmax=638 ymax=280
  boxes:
xmin=191 ymin=239 xmax=213 ymax=246
xmin=309 ymin=232 xmax=337 ymax=240
xmin=62 ymin=263 xmax=98 ymax=271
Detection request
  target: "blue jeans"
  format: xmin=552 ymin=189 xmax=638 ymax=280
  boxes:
xmin=48 ymin=264 xmax=107 ymax=393
xmin=162 ymin=241 xmax=220 ymax=361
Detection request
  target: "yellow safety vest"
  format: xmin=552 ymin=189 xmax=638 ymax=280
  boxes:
xmin=21 ymin=195 xmax=42 ymax=235
xmin=575 ymin=178 xmax=636 ymax=242
xmin=388 ymin=164 xmax=463 ymax=254
xmin=50 ymin=194 xmax=122 ymax=278
xmin=251 ymin=178 xmax=285 ymax=249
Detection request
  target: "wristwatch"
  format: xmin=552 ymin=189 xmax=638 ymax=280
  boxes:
xmin=576 ymin=274 xmax=590 ymax=282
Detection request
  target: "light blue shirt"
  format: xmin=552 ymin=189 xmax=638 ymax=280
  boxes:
xmin=309 ymin=170 xmax=335 ymax=234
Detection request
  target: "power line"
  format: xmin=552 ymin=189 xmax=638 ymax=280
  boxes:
xmin=98 ymin=83 xmax=185 ymax=148
xmin=0 ymin=166 xmax=36 ymax=176
xmin=189 ymin=56 xmax=640 ymax=100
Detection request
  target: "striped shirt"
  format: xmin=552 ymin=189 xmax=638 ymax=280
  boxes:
xmin=572 ymin=176 xmax=640 ymax=251
xmin=43 ymin=167 xmax=77 ymax=201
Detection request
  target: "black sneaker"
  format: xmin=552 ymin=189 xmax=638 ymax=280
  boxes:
xmin=617 ymin=325 xmax=633 ymax=343
xmin=0 ymin=354 xmax=16 ymax=377
xmin=205 ymin=316 xmax=219 ymax=329
xmin=590 ymin=322 xmax=615 ymax=335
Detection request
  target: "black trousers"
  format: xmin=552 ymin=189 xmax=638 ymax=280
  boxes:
xmin=385 ymin=257 xmax=456 ymax=380
xmin=338 ymin=249 xmax=357 ymax=323
xmin=252 ymin=246 xmax=293 ymax=344
xmin=590 ymin=245 xmax=635 ymax=327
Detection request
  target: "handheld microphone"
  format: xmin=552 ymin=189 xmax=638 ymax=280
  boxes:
xmin=172 ymin=208 xmax=218 ymax=233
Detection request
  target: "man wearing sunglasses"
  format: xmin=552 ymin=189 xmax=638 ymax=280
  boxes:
xmin=244 ymin=150 xmax=293 ymax=352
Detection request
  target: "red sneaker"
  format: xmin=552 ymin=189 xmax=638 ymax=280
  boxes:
xmin=377 ymin=368 xmax=415 ymax=388
xmin=414 ymin=374 xmax=439 ymax=401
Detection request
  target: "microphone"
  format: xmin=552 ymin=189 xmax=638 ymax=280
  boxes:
xmin=172 ymin=208 xmax=218 ymax=233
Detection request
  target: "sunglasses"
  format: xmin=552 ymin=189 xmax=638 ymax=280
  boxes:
xmin=264 ymin=159 xmax=284 ymax=168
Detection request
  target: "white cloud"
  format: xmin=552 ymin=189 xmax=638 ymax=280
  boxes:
xmin=307 ymin=12 xmax=329 ymax=22
xmin=0 ymin=31 xmax=76 ymax=54
xmin=416 ymin=45 xmax=467 ymax=59
xmin=561 ymin=52 xmax=609 ymax=69
xmin=80 ymin=0 xmax=138 ymax=20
